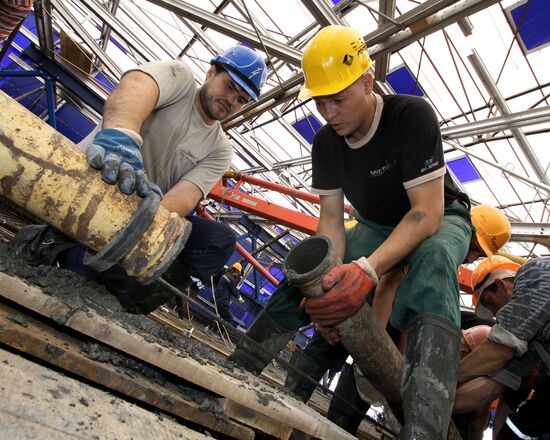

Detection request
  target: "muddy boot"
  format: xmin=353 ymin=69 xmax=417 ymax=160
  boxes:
xmin=12 ymin=224 xmax=75 ymax=266
xmin=229 ymin=309 xmax=295 ymax=375
xmin=284 ymin=348 xmax=328 ymax=402
xmin=327 ymin=363 xmax=371 ymax=434
xmin=399 ymin=313 xmax=462 ymax=440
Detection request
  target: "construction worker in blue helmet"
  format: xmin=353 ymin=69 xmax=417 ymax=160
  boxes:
xmin=14 ymin=45 xmax=268 ymax=316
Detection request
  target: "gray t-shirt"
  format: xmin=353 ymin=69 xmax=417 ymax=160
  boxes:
xmin=83 ymin=60 xmax=232 ymax=196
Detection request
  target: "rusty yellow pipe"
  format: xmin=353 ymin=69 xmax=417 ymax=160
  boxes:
xmin=0 ymin=90 xmax=191 ymax=283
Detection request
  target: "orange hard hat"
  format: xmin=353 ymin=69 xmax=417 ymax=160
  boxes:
xmin=470 ymin=205 xmax=511 ymax=256
xmin=231 ymin=262 xmax=243 ymax=273
xmin=471 ymin=256 xmax=520 ymax=319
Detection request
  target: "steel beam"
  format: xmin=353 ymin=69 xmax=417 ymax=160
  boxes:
xmin=368 ymin=0 xmax=500 ymax=58
xmin=50 ymin=0 xmax=122 ymax=78
xmin=145 ymin=0 xmax=302 ymax=66
xmin=80 ymin=0 xmax=157 ymax=63
xmin=99 ymin=0 xmax=120 ymax=51
xmin=120 ymin=3 xmax=181 ymax=60
xmin=374 ymin=0 xmax=396 ymax=83
xmin=22 ymin=44 xmax=106 ymax=114
xmin=239 ymin=105 xmax=550 ymax=176
xmin=223 ymin=0 xmax=498 ymax=128
xmin=33 ymin=0 xmax=55 ymax=57
xmin=364 ymin=0 xmax=460 ymax=46
xmin=445 ymin=140 xmax=550 ymax=194
xmin=510 ymin=222 xmax=550 ymax=247
xmin=468 ymin=50 xmax=550 ymax=187
xmin=301 ymin=0 xmax=343 ymax=26
xmin=442 ymin=106 xmax=550 ymax=139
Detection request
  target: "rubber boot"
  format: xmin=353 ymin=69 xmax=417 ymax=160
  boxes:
xmin=284 ymin=347 xmax=328 ymax=402
xmin=399 ymin=313 xmax=462 ymax=440
xmin=12 ymin=224 xmax=75 ymax=266
xmin=327 ymin=363 xmax=371 ymax=435
xmin=229 ymin=309 xmax=295 ymax=375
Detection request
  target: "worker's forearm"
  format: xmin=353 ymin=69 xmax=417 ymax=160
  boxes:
xmin=458 ymin=340 xmax=514 ymax=383
xmin=161 ymin=179 xmax=203 ymax=217
xmin=372 ymin=268 xmax=404 ymax=327
xmin=453 ymin=377 xmax=504 ymax=414
xmin=102 ymin=71 xmax=159 ymax=133
xmin=368 ymin=206 xmax=442 ymax=277
xmin=160 ymin=195 xmax=196 ymax=217
xmin=316 ymin=217 xmax=345 ymax=261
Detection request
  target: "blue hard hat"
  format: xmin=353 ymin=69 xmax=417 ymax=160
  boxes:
xmin=211 ymin=45 xmax=267 ymax=101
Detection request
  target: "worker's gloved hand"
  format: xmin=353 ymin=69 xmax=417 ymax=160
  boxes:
xmin=86 ymin=128 xmax=163 ymax=198
xmin=302 ymin=261 xmax=376 ymax=327
xmin=316 ymin=326 xmax=340 ymax=345
xmin=237 ymin=296 xmax=245 ymax=303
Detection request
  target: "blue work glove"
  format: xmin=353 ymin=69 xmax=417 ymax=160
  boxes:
xmin=86 ymin=128 xmax=162 ymax=198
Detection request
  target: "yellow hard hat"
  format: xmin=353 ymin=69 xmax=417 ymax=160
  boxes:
xmin=298 ymin=25 xmax=373 ymax=100
xmin=471 ymin=256 xmax=520 ymax=319
xmin=470 ymin=205 xmax=511 ymax=256
xmin=231 ymin=262 xmax=242 ymax=273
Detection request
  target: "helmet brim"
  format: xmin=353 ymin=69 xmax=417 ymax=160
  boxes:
xmin=224 ymin=68 xmax=259 ymax=102
xmin=476 ymin=235 xmax=494 ymax=257
xmin=298 ymin=66 xmax=370 ymax=101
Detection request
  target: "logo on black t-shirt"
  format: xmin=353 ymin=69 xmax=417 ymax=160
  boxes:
xmin=421 ymin=156 xmax=440 ymax=173
xmin=370 ymin=159 xmax=397 ymax=178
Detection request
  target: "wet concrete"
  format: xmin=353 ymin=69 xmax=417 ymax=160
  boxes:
xmin=0 ymin=242 xmax=228 ymax=368
xmin=0 ymin=242 xmax=281 ymax=406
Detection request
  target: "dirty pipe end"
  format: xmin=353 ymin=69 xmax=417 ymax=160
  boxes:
xmin=282 ymin=236 xmax=338 ymax=296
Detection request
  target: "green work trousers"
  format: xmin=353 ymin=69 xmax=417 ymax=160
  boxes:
xmin=266 ymin=203 xmax=473 ymax=332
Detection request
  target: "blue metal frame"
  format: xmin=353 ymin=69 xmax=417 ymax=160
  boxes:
xmin=0 ymin=69 xmax=57 ymax=128
xmin=23 ymin=45 xmax=105 ymax=114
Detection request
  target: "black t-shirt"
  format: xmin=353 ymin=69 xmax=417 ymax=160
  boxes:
xmin=312 ymin=94 xmax=462 ymax=226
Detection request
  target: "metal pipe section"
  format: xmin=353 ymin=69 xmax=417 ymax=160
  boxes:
xmin=0 ymin=90 xmax=191 ymax=283
xmin=282 ymin=236 xmax=403 ymax=418
xmin=225 ymin=171 xmax=351 ymax=213
xmin=194 ymin=205 xmax=279 ymax=287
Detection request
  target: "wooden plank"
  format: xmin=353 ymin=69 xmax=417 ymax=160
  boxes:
xmin=219 ymin=398 xmax=292 ymax=440
xmin=0 ymin=303 xmax=254 ymax=440
xmin=0 ymin=348 xmax=210 ymax=440
xmin=150 ymin=309 xmax=290 ymax=388
xmin=0 ymin=272 xmax=356 ymax=440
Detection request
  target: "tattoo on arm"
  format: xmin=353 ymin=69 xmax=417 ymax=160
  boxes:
xmin=409 ymin=210 xmax=427 ymax=223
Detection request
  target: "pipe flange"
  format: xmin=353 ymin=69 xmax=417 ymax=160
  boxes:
xmin=83 ymin=192 xmax=160 ymax=272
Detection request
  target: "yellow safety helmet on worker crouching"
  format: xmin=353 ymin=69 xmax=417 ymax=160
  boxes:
xmin=470 ymin=205 xmax=511 ymax=256
xmin=471 ymin=255 xmax=520 ymax=319
xmin=231 ymin=262 xmax=243 ymax=273
xmin=298 ymin=25 xmax=373 ymax=100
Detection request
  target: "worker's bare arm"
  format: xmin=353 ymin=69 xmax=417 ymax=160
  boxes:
xmin=102 ymin=71 xmax=160 ymax=133
xmin=458 ymin=339 xmax=515 ymax=383
xmin=161 ymin=179 xmax=203 ymax=217
xmin=453 ymin=377 xmax=504 ymax=414
xmin=366 ymin=176 xmax=444 ymax=278
xmin=317 ymin=193 xmax=346 ymax=261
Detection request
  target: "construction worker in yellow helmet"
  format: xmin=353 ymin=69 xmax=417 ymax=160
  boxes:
xmin=232 ymin=24 xmax=477 ymax=439
xmin=466 ymin=204 xmax=511 ymax=263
